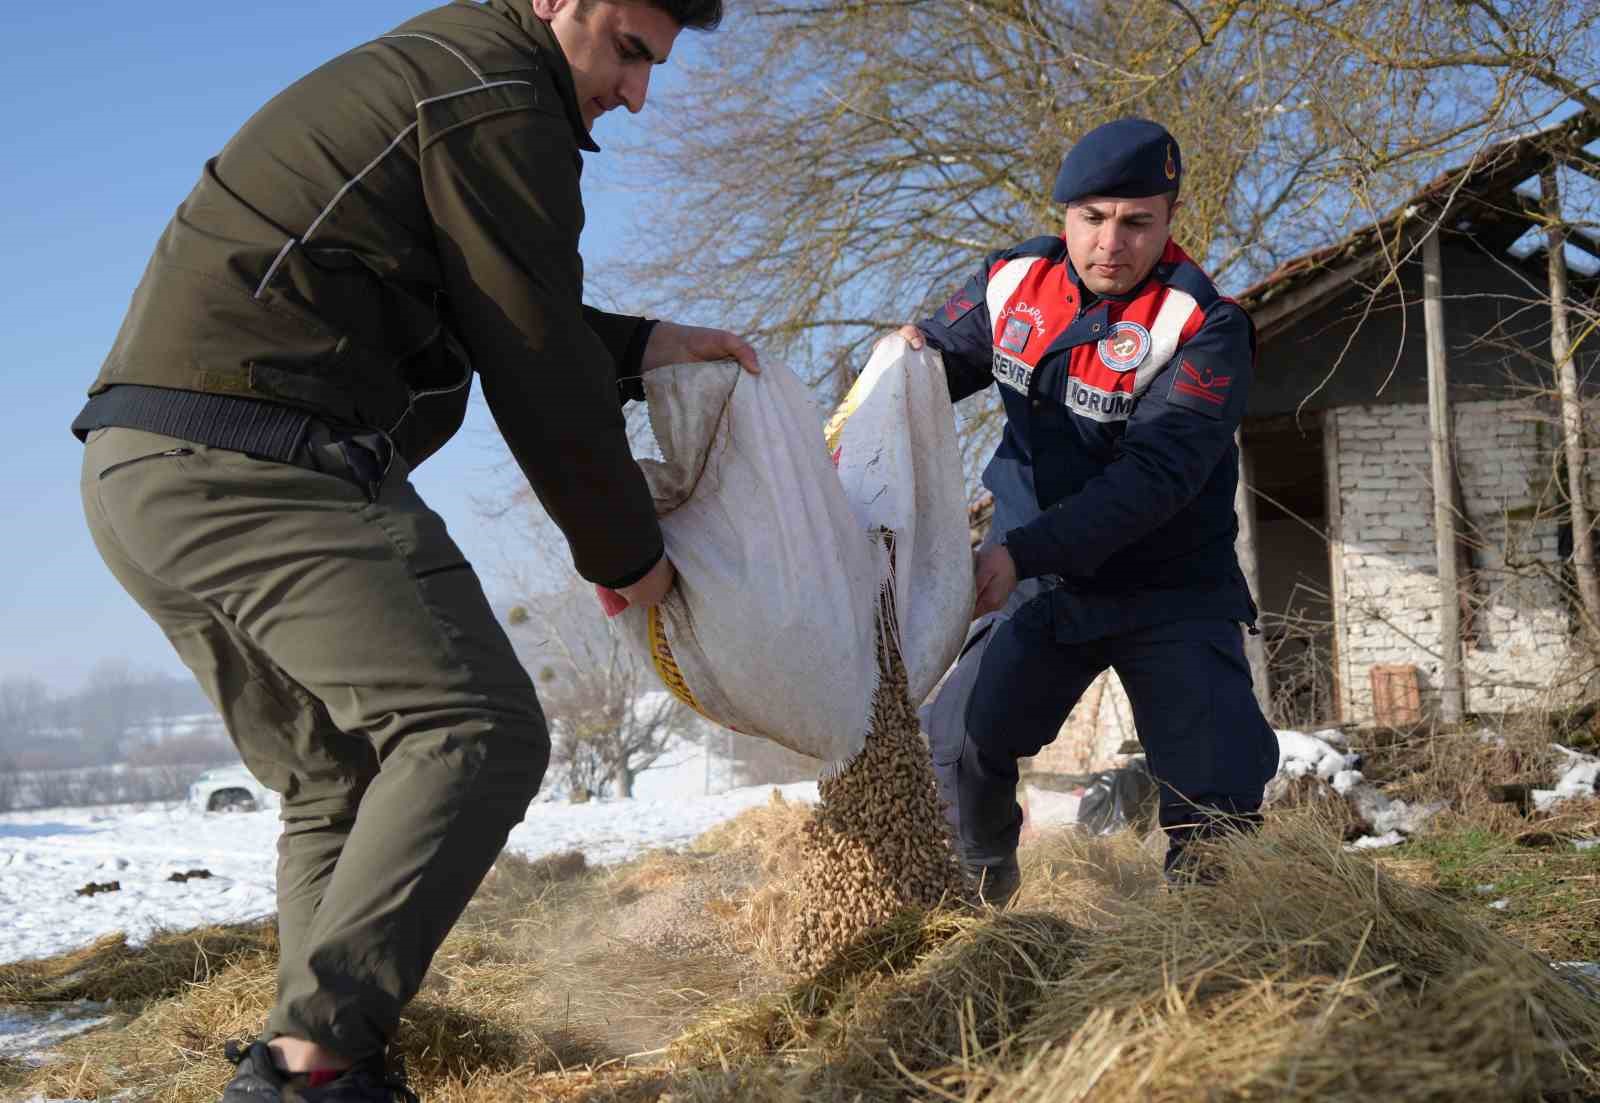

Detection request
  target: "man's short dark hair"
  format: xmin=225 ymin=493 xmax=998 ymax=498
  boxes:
xmin=650 ymin=0 xmax=722 ymax=29
xmin=579 ymin=0 xmax=723 ymax=29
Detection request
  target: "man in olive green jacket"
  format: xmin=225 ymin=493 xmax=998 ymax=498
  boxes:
xmin=73 ymin=0 xmax=750 ymax=1098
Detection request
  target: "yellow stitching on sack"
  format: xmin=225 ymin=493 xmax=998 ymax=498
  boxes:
xmin=647 ymin=603 xmax=716 ymax=722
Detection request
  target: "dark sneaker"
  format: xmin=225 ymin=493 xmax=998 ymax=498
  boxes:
xmin=964 ymin=853 xmax=1021 ymax=908
xmin=220 ymin=1041 xmax=419 ymax=1103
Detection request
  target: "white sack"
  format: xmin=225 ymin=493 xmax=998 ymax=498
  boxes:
xmin=827 ymin=337 xmax=974 ymax=703
xmin=617 ymin=338 xmax=973 ymax=766
xmin=616 ymin=360 xmax=880 ymax=762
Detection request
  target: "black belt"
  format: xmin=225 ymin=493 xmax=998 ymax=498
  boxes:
xmin=72 ymin=385 xmax=313 ymax=462
xmin=73 ymin=384 xmax=393 ymax=500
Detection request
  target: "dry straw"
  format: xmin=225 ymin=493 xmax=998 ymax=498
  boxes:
xmin=10 ymin=812 xmax=1600 ymax=1101
xmin=661 ymin=814 xmax=1600 ymax=1102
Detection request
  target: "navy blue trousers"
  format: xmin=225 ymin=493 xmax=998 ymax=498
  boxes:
xmin=928 ymin=595 xmax=1279 ymax=874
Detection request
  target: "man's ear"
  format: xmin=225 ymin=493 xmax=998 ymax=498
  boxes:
xmin=529 ymin=0 xmax=569 ymax=20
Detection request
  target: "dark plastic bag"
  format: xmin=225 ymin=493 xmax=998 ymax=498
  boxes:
xmin=1077 ymin=758 xmax=1158 ymax=836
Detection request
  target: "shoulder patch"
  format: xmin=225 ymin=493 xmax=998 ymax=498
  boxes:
xmin=1167 ymin=358 xmax=1232 ymax=419
xmin=941 ymin=289 xmax=979 ymax=323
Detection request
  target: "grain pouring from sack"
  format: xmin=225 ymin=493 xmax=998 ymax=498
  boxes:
xmin=786 ymin=592 xmax=968 ymax=973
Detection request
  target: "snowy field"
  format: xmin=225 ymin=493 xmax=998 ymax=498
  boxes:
xmin=0 ymin=778 xmax=1094 ymax=971
xmin=0 ymin=781 xmax=823 ymax=968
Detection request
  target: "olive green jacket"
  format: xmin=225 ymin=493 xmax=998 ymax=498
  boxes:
xmin=89 ymin=0 xmax=661 ymax=587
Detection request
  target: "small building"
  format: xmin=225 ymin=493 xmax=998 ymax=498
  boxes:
xmin=1022 ymin=111 xmax=1600 ymax=776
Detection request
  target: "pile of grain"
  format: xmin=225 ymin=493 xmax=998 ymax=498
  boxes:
xmin=785 ymin=612 xmax=968 ymax=973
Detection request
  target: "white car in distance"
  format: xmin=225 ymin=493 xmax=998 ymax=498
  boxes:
xmin=188 ymin=764 xmax=275 ymax=813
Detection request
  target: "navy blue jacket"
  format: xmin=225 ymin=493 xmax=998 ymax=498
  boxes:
xmin=919 ymin=235 xmax=1257 ymax=640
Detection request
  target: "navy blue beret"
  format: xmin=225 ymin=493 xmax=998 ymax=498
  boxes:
xmin=1052 ymin=118 xmax=1181 ymax=204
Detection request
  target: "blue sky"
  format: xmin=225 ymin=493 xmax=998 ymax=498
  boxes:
xmin=0 ymin=0 xmax=709 ymax=691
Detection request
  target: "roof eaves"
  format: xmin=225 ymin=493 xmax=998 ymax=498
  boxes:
xmin=1238 ymin=110 xmax=1600 ymax=333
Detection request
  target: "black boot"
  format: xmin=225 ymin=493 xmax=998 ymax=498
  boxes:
xmin=1161 ymin=805 xmax=1264 ymax=885
xmin=964 ymin=852 xmax=1021 ymax=908
xmin=220 ymin=1041 xmax=419 ymax=1103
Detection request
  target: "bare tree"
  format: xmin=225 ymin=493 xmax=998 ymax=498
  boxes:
xmin=75 ymin=659 xmax=142 ymax=761
xmin=125 ymin=732 xmax=236 ymax=769
xmin=608 ymin=0 xmax=1595 ymax=415
xmin=0 ymin=676 xmax=51 ymax=753
xmin=548 ymin=719 xmax=612 ymax=801
xmin=510 ymin=579 xmax=700 ymax=798
xmin=611 ymin=0 xmax=1330 ymax=470
xmin=0 ymin=758 xmax=18 ymax=814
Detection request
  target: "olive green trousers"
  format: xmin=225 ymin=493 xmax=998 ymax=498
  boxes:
xmin=81 ymin=426 xmax=549 ymax=1060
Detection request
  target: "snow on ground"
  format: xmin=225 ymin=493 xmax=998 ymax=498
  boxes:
xmin=1022 ymin=787 xmax=1083 ymax=831
xmin=0 ymin=767 xmax=1087 ymax=1076
xmin=2 ymin=728 xmax=1595 ymax=1073
xmin=1276 ymin=728 xmax=1360 ymax=781
xmin=1533 ymin=745 xmax=1600 ymax=812
xmin=504 ymin=780 xmax=817 ymax=867
xmin=0 ymin=1003 xmax=111 ymax=1062
xmin=1275 ymin=728 xmax=1597 ymax=850
xmin=0 ymin=783 xmax=814 ymax=969
xmin=0 ymin=801 xmax=281 ymax=964
xmin=1269 ymin=727 xmax=1446 ymax=849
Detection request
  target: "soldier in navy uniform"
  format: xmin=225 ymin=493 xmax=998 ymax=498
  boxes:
xmin=896 ymin=118 xmax=1279 ymax=903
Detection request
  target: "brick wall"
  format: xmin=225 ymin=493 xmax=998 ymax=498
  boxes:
xmin=1029 ymin=393 xmax=1589 ymax=772
xmin=1029 ymin=669 xmax=1133 ymax=776
xmin=1331 ymin=397 xmax=1582 ymax=722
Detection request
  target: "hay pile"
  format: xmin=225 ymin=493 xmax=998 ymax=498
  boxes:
xmin=785 ymin=616 xmax=967 ymax=973
xmin=671 ymin=818 xmax=1600 ymax=1103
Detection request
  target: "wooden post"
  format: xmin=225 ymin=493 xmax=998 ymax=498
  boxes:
xmin=1543 ymin=165 xmax=1600 ymax=641
xmin=1322 ymin=409 xmax=1347 ymax=724
xmin=1422 ymin=227 xmax=1465 ymax=722
xmin=1234 ymin=431 xmax=1271 ymax=714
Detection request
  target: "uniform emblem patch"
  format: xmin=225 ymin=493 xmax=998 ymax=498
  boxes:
xmin=942 ymin=290 xmax=978 ymax=323
xmin=999 ymin=316 xmax=1032 ymax=354
xmin=1168 ymin=358 xmax=1232 ymax=419
xmin=1097 ymin=321 xmax=1151 ymax=372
